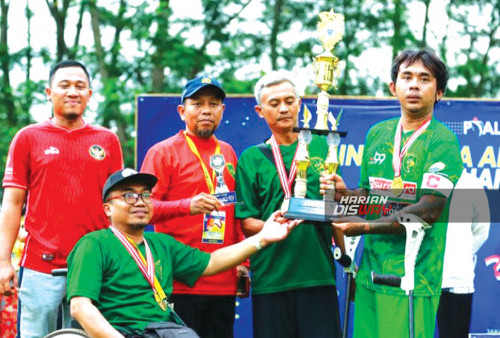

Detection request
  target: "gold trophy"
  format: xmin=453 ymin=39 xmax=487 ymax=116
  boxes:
xmin=313 ymin=8 xmax=345 ymax=195
xmin=282 ymin=9 xmax=346 ymax=221
xmin=314 ymin=9 xmax=343 ymax=130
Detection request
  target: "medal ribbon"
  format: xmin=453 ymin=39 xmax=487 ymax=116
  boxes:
xmin=392 ymin=117 xmax=432 ymax=177
xmin=270 ymin=135 xmax=299 ymax=199
xmin=110 ymin=227 xmax=167 ymax=309
xmin=184 ymin=131 xmax=221 ymax=194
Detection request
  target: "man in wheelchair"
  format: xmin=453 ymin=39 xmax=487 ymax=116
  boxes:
xmin=66 ymin=168 xmax=300 ymax=337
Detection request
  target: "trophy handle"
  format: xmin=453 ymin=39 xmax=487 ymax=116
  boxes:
xmin=294 ymin=178 xmax=308 ymax=199
xmin=293 ymin=131 xmax=312 ymax=199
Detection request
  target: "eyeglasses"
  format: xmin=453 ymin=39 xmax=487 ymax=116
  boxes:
xmin=106 ymin=192 xmax=152 ymax=205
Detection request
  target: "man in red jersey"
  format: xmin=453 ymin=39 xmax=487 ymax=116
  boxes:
xmin=141 ymin=76 xmax=245 ymax=338
xmin=0 ymin=60 xmax=123 ymax=338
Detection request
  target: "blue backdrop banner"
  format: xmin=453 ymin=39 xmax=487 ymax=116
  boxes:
xmin=136 ymin=95 xmax=500 ymax=337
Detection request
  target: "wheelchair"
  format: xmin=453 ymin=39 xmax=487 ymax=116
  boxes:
xmin=44 ymin=328 xmax=89 ymax=337
xmin=42 ymin=269 xmax=89 ymax=338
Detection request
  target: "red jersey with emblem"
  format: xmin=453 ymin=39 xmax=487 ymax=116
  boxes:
xmin=3 ymin=119 xmax=123 ymax=273
xmin=141 ymin=131 xmax=244 ymax=295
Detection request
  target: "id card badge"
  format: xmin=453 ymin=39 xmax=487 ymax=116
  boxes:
xmin=202 ymin=211 xmax=226 ymax=244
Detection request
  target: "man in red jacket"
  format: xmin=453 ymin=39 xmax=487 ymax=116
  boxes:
xmin=141 ymin=76 xmax=245 ymax=338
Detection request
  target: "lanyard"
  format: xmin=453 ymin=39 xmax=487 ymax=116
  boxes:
xmin=184 ymin=131 xmax=221 ymax=194
xmin=110 ymin=227 xmax=168 ymax=311
xmin=392 ymin=117 xmax=432 ymax=178
xmin=270 ymin=135 xmax=299 ymax=199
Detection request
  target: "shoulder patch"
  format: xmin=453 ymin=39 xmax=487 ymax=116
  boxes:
xmin=429 ymin=162 xmax=446 ymax=173
xmin=226 ymin=163 xmax=236 ymax=178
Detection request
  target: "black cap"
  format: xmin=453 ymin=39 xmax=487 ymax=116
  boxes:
xmin=180 ymin=76 xmax=226 ymax=102
xmin=102 ymin=168 xmax=158 ymax=201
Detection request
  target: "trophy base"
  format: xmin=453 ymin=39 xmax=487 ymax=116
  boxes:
xmin=282 ymin=197 xmax=339 ymax=222
xmin=293 ymin=127 xmax=347 ymax=137
xmin=213 ymin=192 xmax=237 ymax=205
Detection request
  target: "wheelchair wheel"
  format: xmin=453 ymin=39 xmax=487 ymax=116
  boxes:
xmin=44 ymin=328 xmax=89 ymax=337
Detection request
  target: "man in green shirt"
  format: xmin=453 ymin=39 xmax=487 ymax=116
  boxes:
xmin=67 ymin=168 xmax=300 ymax=337
xmin=236 ymin=71 xmax=341 ymax=338
xmin=321 ymin=49 xmax=463 ymax=338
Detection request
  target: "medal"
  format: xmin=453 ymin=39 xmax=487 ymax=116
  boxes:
xmin=110 ymin=227 xmax=169 ymax=312
xmin=270 ymin=136 xmax=299 ymax=200
xmin=392 ymin=117 xmax=432 ymax=197
xmin=155 ymin=292 xmax=168 ymax=311
xmin=391 ymin=176 xmax=404 ymax=197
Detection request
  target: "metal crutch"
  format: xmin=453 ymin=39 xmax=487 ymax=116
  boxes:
xmin=334 ymin=235 xmax=361 ymax=338
xmin=371 ymin=213 xmax=430 ymax=338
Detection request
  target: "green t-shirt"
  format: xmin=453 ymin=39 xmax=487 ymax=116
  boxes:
xmin=67 ymin=229 xmax=210 ymax=333
xmin=235 ymin=135 xmax=336 ymax=295
xmin=358 ymin=117 xmax=463 ymax=296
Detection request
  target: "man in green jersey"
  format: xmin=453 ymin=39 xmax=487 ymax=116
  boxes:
xmin=66 ymin=168 xmax=300 ymax=337
xmin=235 ymin=71 xmax=341 ymax=338
xmin=321 ymin=49 xmax=463 ymax=337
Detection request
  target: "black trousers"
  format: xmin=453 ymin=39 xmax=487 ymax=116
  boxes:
xmin=437 ymin=290 xmax=473 ymax=338
xmin=169 ymin=294 xmax=235 ymax=338
xmin=252 ymin=285 xmax=341 ymax=338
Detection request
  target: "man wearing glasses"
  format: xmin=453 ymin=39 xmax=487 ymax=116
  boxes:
xmin=66 ymin=168 xmax=300 ymax=337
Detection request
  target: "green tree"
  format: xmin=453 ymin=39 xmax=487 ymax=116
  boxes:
xmin=150 ymin=0 xmax=172 ymax=93
xmin=334 ymin=0 xmax=390 ymax=96
xmin=216 ymin=0 xmax=321 ymax=93
xmin=1 ymin=0 xmax=16 ymax=126
xmin=0 ymin=0 xmax=38 ymax=202
xmin=87 ymin=0 xmax=136 ymax=167
xmin=45 ymin=0 xmax=70 ymax=61
xmin=446 ymin=0 xmax=500 ymax=98
xmin=1 ymin=0 xmax=499 ymax=185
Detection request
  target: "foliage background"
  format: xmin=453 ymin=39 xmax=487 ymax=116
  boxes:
xmin=0 ymin=0 xmax=499 ymax=200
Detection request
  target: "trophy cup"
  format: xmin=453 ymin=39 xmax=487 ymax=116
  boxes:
xmin=282 ymin=9 xmax=347 ymax=222
xmin=209 ymin=154 xmax=237 ymax=205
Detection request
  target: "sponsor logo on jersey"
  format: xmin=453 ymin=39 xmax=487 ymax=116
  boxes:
xmin=89 ymin=145 xmax=106 ymax=160
xmin=464 ymin=118 xmax=500 ymax=136
xmin=369 ymin=151 xmax=386 ymax=165
xmin=44 ymin=147 xmax=59 ymax=155
xmin=310 ymin=157 xmax=326 ymax=175
xmin=369 ymin=177 xmax=417 ymax=200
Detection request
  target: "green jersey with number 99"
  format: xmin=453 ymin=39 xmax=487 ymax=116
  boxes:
xmin=357 ymin=117 xmax=463 ymax=296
